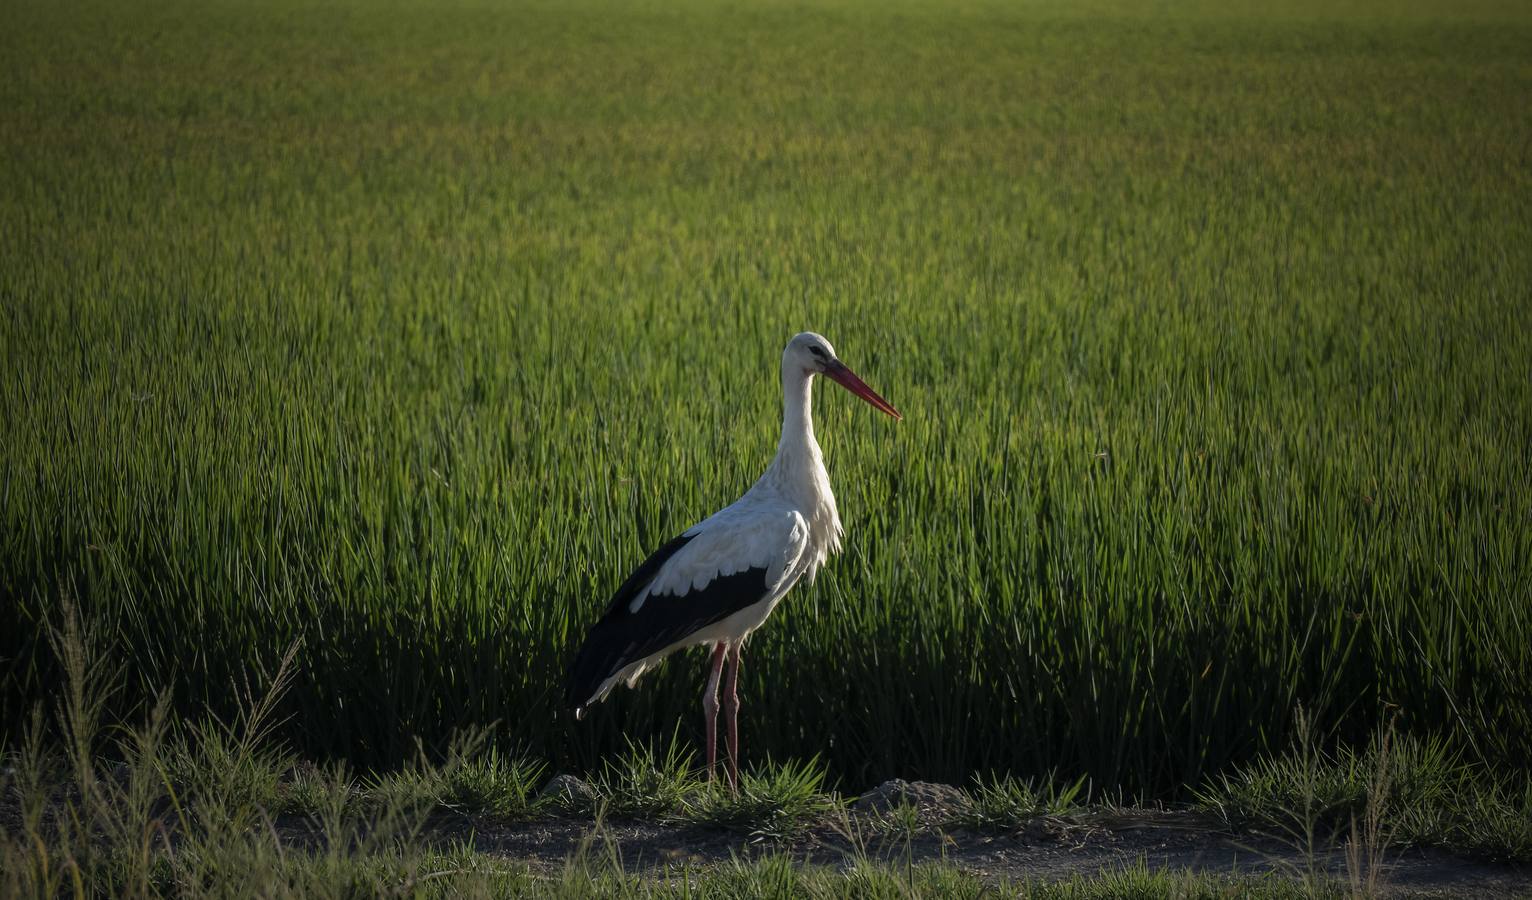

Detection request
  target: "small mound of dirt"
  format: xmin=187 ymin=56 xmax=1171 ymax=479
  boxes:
xmin=538 ymin=774 xmax=596 ymax=811
xmin=853 ymin=779 xmax=966 ymax=822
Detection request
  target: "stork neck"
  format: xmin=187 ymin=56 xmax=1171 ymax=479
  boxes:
xmin=775 ymin=366 xmax=820 ymax=466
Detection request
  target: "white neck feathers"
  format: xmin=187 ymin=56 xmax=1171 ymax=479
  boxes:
xmin=750 ymin=355 xmax=844 ymax=576
xmin=752 ymin=362 xmax=827 ymax=505
xmin=777 ymin=364 xmax=818 ymax=464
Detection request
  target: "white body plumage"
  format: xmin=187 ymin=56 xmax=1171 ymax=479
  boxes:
xmin=566 ymin=331 xmax=899 ymax=721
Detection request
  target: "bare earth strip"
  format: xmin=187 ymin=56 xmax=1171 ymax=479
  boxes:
xmin=328 ymin=810 xmax=1530 ymax=897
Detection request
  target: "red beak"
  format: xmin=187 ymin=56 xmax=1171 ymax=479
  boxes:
xmin=823 ymin=360 xmax=902 ymax=420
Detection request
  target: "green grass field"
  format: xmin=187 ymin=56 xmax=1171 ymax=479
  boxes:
xmin=2 ymin=0 xmax=1530 ymax=797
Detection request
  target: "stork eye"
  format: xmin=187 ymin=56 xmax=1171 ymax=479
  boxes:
xmin=809 ymin=346 xmax=826 ymax=358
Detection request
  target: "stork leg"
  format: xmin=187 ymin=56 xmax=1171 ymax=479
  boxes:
xmin=702 ymin=643 xmax=728 ymax=783
xmin=721 ymin=642 xmax=743 ymax=792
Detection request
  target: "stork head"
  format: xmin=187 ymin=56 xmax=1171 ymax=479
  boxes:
xmin=784 ymin=332 xmax=902 ymax=420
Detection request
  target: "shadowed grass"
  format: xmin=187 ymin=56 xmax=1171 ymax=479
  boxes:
xmin=0 ymin=614 xmax=1513 ymax=897
xmin=948 ymin=773 xmax=1092 ymax=833
xmin=580 ymin=738 xmax=699 ymax=819
xmin=1199 ymin=719 xmax=1532 ymax=863
xmin=682 ymin=757 xmax=841 ymax=841
xmin=364 ymin=735 xmax=546 ymax=822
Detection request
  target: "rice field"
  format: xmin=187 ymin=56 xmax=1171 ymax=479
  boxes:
xmin=1 ymin=0 xmax=1529 ymax=797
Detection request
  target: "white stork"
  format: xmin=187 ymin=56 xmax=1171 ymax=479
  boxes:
xmin=566 ymin=331 xmax=900 ymax=787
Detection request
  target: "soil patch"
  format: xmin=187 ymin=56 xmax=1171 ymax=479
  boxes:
xmin=325 ymin=806 xmax=1529 ymax=897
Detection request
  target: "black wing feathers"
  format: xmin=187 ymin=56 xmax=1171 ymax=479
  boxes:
xmin=565 ymin=533 xmax=770 ymax=711
xmin=599 ymin=533 xmax=696 ymax=617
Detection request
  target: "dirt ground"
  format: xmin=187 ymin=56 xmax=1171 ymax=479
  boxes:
xmin=415 ymin=806 xmax=1530 ymax=897
xmin=12 ymin=770 xmax=1524 ymax=896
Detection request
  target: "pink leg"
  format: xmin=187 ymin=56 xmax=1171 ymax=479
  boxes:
xmin=722 ymin=643 xmax=743 ymax=791
xmin=702 ymin=644 xmax=727 ymax=782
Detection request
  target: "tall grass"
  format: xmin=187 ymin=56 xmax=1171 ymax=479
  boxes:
xmin=2 ymin=0 xmax=1530 ymax=794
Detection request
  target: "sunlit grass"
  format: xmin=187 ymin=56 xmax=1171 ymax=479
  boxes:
xmin=1 ymin=0 xmax=1529 ymax=798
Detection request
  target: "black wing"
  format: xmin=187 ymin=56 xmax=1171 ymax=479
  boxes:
xmin=565 ymin=533 xmax=770 ymax=713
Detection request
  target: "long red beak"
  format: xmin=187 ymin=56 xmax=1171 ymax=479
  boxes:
xmin=823 ymin=360 xmax=902 ymax=420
